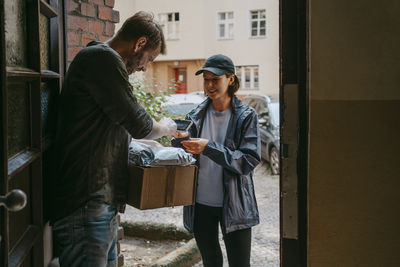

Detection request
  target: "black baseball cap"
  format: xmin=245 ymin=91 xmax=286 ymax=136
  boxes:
xmin=195 ymin=54 xmax=235 ymax=76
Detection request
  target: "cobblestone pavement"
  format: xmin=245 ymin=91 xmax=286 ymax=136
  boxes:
xmin=121 ymin=160 xmax=279 ymax=266
xmin=120 ymin=236 xmax=185 ymax=266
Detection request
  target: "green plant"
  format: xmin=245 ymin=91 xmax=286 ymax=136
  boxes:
xmin=130 ymin=75 xmax=178 ymax=146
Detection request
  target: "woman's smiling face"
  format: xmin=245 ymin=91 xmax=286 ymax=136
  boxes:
xmin=202 ymin=71 xmax=233 ymax=101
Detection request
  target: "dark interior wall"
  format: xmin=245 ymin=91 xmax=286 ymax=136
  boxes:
xmin=307 ymin=0 xmax=400 ymax=266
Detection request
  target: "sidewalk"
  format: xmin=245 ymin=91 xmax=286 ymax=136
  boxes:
xmin=120 ymin=161 xmax=279 ymax=266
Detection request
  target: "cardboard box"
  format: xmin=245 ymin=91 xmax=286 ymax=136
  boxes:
xmin=127 ymin=165 xmax=197 ymax=210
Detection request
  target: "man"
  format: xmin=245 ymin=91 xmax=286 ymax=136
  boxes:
xmin=51 ymin=12 xmax=176 ymax=267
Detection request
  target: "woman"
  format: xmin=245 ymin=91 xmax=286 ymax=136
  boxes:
xmin=173 ymin=54 xmax=261 ymax=267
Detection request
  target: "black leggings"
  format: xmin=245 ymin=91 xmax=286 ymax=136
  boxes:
xmin=193 ymin=203 xmax=252 ymax=267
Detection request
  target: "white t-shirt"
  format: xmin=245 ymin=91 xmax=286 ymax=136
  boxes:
xmin=196 ymin=105 xmax=232 ymax=207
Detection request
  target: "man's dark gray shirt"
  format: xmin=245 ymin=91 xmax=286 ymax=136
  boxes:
xmin=52 ymin=41 xmax=153 ymax=221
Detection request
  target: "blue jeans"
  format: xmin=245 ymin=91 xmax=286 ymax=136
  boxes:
xmin=53 ymin=199 xmax=118 ymax=267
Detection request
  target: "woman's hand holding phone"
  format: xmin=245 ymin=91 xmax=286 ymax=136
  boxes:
xmin=170 ymin=119 xmax=192 ymax=140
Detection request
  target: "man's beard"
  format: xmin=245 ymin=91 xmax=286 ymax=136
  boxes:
xmin=126 ymin=51 xmax=144 ymax=74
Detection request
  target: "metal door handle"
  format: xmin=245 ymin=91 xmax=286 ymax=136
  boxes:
xmin=0 ymin=189 xmax=27 ymax=212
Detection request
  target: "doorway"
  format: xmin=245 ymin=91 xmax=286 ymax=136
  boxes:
xmin=0 ymin=0 xmax=309 ymax=266
xmin=174 ymin=68 xmax=187 ymax=94
xmin=279 ymin=0 xmax=308 ymax=266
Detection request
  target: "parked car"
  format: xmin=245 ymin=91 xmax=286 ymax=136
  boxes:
xmin=242 ymin=94 xmax=280 ymax=175
xmin=189 ymin=90 xmax=206 ymax=97
xmin=162 ymin=93 xmax=206 ymax=116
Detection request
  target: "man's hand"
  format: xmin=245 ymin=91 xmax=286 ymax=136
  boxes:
xmin=143 ymin=118 xmax=177 ymax=140
xmin=181 ymin=138 xmax=209 ymax=154
xmin=158 ymin=117 xmax=177 ymax=135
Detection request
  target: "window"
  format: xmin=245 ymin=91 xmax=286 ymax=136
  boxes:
xmin=250 ymin=10 xmax=266 ymax=37
xmin=217 ymin=11 xmax=234 ymax=39
xmin=158 ymin=12 xmax=180 ymax=40
xmin=236 ymin=66 xmax=259 ymax=90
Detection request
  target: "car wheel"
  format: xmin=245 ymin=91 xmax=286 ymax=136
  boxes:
xmin=269 ymin=147 xmax=280 ymax=175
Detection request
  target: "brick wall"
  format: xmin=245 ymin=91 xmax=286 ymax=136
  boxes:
xmin=66 ymin=0 xmax=120 ymax=66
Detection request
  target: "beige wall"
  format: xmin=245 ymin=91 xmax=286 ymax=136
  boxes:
xmin=115 ymin=0 xmax=206 ymax=61
xmin=114 ymin=0 xmax=279 ymax=96
xmin=308 ymin=0 xmax=400 ymax=266
xmin=202 ymin=0 xmax=279 ymax=96
xmin=114 ymin=0 xmax=135 ymax=32
xmin=147 ymin=59 xmax=205 ymax=93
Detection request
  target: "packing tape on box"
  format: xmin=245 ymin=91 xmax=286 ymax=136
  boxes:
xmin=165 ymin=168 xmax=176 ymax=206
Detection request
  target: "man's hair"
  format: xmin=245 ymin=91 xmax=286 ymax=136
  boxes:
xmin=116 ymin=11 xmax=166 ymax=54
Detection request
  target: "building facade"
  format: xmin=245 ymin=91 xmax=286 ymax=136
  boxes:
xmin=114 ymin=0 xmax=279 ymax=96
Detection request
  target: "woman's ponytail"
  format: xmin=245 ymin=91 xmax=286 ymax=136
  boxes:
xmin=226 ymin=73 xmax=240 ymax=97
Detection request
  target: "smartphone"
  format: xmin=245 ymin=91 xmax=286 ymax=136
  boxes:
xmin=174 ymin=119 xmax=193 ymax=131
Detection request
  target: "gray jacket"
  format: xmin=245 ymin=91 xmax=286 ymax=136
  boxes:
xmin=174 ymin=97 xmax=261 ymax=234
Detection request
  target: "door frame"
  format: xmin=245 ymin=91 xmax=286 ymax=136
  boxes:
xmin=280 ymin=0 xmax=308 ymax=266
xmin=0 ymin=0 xmax=65 ymax=265
xmin=1 ymin=0 xmax=7 ymax=263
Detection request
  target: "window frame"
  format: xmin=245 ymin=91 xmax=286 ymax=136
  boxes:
xmin=158 ymin=12 xmax=180 ymax=40
xmin=249 ymin=9 xmax=267 ymax=38
xmin=236 ymin=65 xmax=260 ymax=90
xmin=216 ymin=11 xmax=234 ymax=40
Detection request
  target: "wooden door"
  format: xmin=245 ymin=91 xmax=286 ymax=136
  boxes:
xmin=0 ymin=0 xmax=64 ymax=266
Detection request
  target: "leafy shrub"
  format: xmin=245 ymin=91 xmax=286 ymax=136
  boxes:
xmin=130 ymin=76 xmax=178 ymax=146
